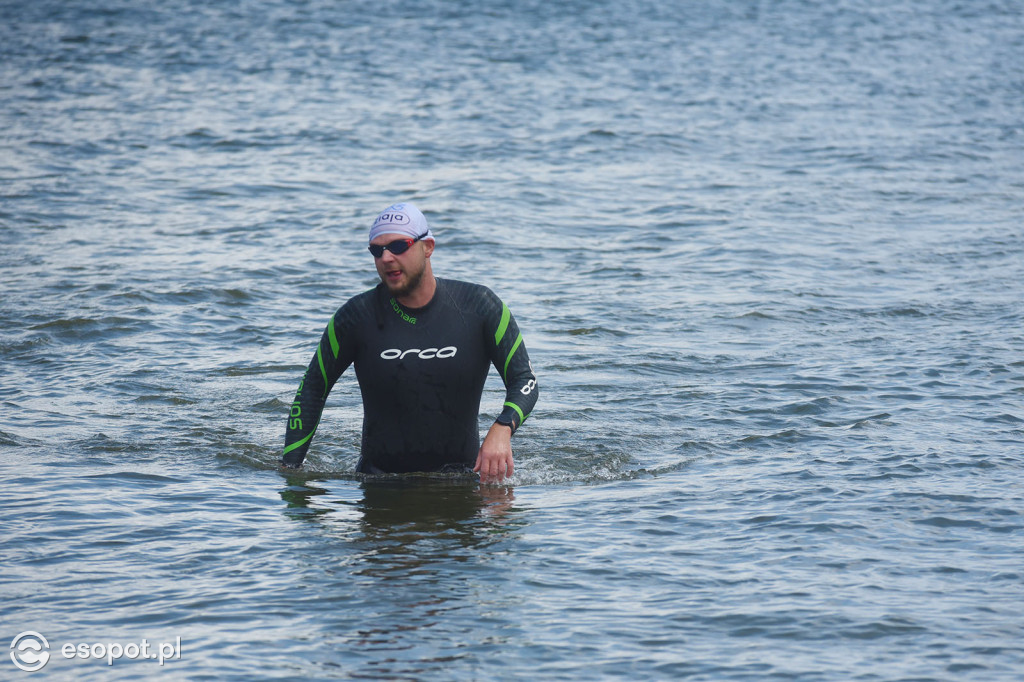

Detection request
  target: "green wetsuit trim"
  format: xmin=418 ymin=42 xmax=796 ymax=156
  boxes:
xmin=283 ymin=430 xmax=314 ymax=455
xmin=284 ymin=414 xmax=323 ymax=457
xmin=494 ymin=303 xmax=511 ymax=345
xmin=503 ymin=332 xmax=523 ymax=380
xmin=504 ymin=401 xmax=526 ymax=425
xmin=328 ymin=315 xmax=340 ymax=358
xmin=316 ymin=344 xmax=329 ymax=397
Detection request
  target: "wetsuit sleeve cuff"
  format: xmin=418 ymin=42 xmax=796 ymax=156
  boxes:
xmin=495 ymin=414 xmax=517 ymax=434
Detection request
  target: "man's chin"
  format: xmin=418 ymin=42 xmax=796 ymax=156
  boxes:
xmin=384 ymin=271 xmax=423 ymax=300
xmin=383 ymin=278 xmax=408 ymax=297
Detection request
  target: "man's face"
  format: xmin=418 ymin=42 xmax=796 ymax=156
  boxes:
xmin=370 ymin=233 xmax=433 ymax=299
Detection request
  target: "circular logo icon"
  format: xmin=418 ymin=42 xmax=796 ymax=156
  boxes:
xmin=10 ymin=632 xmax=50 ymax=672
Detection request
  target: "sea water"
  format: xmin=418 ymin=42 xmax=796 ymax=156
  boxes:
xmin=2 ymin=0 xmax=1022 ymax=679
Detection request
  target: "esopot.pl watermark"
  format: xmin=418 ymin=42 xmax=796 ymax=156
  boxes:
xmin=10 ymin=631 xmax=181 ymax=672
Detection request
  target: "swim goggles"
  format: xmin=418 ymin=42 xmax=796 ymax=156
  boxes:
xmin=368 ymin=232 xmax=429 ymax=258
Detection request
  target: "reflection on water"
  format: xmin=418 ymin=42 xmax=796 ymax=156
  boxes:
xmin=279 ymin=475 xmax=522 ymax=556
xmin=277 ymin=476 xmax=526 ymax=678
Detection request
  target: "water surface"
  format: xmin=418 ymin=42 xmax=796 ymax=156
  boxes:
xmin=2 ymin=0 xmax=1023 ymax=679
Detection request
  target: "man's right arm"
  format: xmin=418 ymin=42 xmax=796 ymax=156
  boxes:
xmin=281 ymin=310 xmax=352 ymax=468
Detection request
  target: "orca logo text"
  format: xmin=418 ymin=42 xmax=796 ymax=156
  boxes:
xmin=380 ymin=347 xmax=458 ymax=360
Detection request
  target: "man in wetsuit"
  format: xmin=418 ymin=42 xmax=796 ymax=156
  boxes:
xmin=280 ymin=202 xmax=538 ymax=482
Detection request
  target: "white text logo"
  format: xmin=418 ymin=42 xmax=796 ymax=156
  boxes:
xmin=380 ymin=347 xmax=457 ymax=360
xmin=8 ymin=632 xmax=182 ymax=672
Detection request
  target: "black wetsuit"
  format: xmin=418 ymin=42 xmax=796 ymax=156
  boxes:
xmin=282 ymin=278 xmax=538 ymax=473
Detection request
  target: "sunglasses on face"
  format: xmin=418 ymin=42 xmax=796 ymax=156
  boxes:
xmin=368 ymin=232 xmax=429 ymax=258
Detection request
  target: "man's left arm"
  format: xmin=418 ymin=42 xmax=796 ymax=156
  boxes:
xmin=476 ymin=297 xmax=538 ymax=481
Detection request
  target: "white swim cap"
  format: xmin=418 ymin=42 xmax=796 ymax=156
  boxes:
xmin=369 ymin=202 xmax=435 ymax=242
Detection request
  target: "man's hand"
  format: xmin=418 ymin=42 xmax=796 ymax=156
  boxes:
xmin=474 ymin=422 xmax=514 ymax=483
